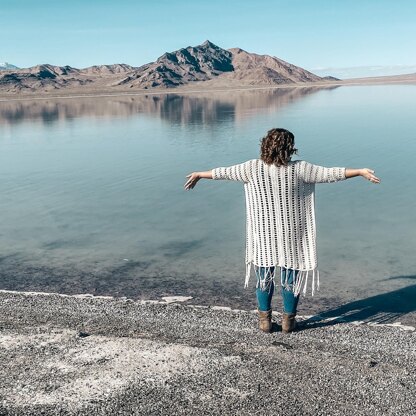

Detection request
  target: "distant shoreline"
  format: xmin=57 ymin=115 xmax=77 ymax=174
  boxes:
xmin=1 ymin=74 xmax=415 ymax=102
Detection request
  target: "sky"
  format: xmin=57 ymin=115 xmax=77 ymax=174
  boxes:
xmin=1 ymin=0 xmax=416 ymax=77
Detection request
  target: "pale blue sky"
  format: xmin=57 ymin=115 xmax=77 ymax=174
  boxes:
xmin=1 ymin=0 xmax=415 ymax=76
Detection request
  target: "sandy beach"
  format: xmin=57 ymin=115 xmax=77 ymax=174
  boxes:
xmin=0 ymin=290 xmax=414 ymax=416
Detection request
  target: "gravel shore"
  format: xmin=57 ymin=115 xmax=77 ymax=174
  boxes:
xmin=0 ymin=290 xmax=414 ymax=416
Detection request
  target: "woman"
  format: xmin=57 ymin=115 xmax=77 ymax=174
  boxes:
xmin=184 ymin=128 xmax=380 ymax=333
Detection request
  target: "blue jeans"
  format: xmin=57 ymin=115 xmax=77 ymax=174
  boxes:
xmin=255 ymin=266 xmax=300 ymax=314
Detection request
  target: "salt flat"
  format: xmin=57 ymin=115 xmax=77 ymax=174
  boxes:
xmin=0 ymin=290 xmax=414 ymax=415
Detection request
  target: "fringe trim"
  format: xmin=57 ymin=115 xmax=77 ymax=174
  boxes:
xmin=246 ymin=262 xmax=276 ymax=296
xmin=244 ymin=262 xmax=251 ymax=288
xmin=287 ymin=267 xmax=320 ymax=297
xmin=246 ymin=262 xmax=320 ymax=297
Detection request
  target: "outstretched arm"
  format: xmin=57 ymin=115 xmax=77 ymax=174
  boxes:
xmin=300 ymin=161 xmax=380 ymax=184
xmin=184 ymin=160 xmax=254 ymax=190
xmin=346 ymin=168 xmax=380 ymax=183
xmin=184 ymin=170 xmax=213 ymax=190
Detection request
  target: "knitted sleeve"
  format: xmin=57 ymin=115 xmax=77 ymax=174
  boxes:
xmin=211 ymin=160 xmax=254 ymax=183
xmin=299 ymin=161 xmax=346 ymax=183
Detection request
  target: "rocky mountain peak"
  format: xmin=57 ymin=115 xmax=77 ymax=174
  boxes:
xmin=200 ymin=40 xmax=218 ymax=49
xmin=130 ymin=41 xmax=234 ymax=87
xmin=0 ymin=41 xmax=334 ymax=93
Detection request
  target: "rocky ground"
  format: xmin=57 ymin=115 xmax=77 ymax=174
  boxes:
xmin=0 ymin=290 xmax=414 ymax=416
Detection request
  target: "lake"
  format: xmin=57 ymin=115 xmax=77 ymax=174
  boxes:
xmin=1 ymin=84 xmax=415 ymax=324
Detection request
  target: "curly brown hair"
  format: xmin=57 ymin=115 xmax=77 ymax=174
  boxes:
xmin=260 ymin=128 xmax=298 ymax=166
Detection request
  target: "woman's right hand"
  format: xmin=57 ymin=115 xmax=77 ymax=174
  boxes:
xmin=360 ymin=168 xmax=380 ymax=184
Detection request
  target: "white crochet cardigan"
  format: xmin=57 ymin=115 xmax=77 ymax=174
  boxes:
xmin=211 ymin=159 xmax=346 ymax=296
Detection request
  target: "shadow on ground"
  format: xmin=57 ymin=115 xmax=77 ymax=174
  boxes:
xmin=301 ymin=275 xmax=416 ymax=328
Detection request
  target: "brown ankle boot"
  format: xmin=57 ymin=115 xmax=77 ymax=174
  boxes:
xmin=282 ymin=313 xmax=297 ymax=333
xmin=258 ymin=309 xmax=272 ymax=333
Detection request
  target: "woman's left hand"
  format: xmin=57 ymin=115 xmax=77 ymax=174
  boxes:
xmin=184 ymin=172 xmax=201 ymax=190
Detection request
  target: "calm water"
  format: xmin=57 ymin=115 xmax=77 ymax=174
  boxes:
xmin=1 ymin=85 xmax=415 ymax=323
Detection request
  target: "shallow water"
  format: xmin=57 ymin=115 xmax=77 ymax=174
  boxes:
xmin=1 ymin=85 xmax=415 ymax=323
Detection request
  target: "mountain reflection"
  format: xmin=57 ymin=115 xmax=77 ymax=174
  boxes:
xmin=0 ymin=87 xmax=338 ymax=126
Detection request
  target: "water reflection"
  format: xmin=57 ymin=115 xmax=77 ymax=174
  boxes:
xmin=0 ymin=86 xmax=338 ymax=126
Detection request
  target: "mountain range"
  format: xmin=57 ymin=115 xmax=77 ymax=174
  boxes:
xmin=0 ymin=41 xmax=338 ymax=94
